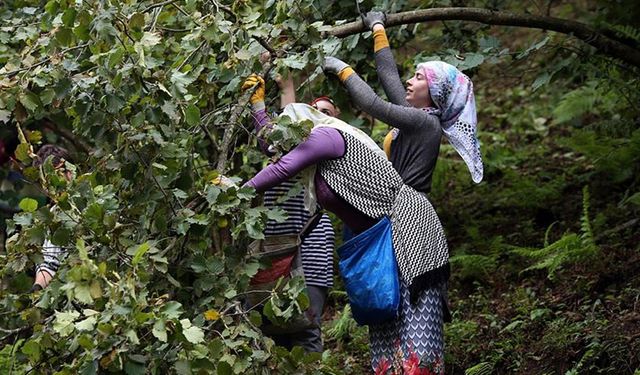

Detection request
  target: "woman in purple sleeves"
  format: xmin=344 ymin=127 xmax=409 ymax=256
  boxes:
xmin=244 ymin=102 xmax=449 ymax=374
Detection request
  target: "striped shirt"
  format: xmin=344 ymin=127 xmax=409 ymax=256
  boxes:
xmin=263 ymin=179 xmax=335 ymax=288
xmin=35 ymin=239 xmax=65 ymax=277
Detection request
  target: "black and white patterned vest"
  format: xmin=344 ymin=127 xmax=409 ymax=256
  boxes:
xmin=318 ymin=132 xmax=450 ymax=301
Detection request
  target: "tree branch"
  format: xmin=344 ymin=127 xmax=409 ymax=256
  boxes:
xmin=142 ymin=0 xmax=177 ymax=14
xmin=41 ymin=119 xmax=92 ymax=155
xmin=325 ymin=7 xmax=640 ymax=68
xmin=216 ymin=63 xmax=273 ymax=172
xmin=0 ymin=43 xmax=89 ymax=77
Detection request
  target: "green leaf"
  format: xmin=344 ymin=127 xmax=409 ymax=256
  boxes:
xmin=124 ymin=359 xmax=146 ymax=375
xmin=216 ymin=361 xmax=232 ymax=375
xmin=532 ymin=72 xmax=550 ymax=91
xmin=152 ymin=319 xmax=167 ymax=342
xmin=160 ymin=301 xmax=183 ymax=319
xmin=75 ymin=284 xmax=94 ymax=304
xmin=0 ymin=109 xmax=11 ymax=124
xmin=108 ymin=48 xmax=125 ymax=69
xmin=19 ymin=198 xmax=38 ymax=213
xmin=51 ymin=227 xmax=71 ymax=246
xmin=281 ymin=55 xmax=307 ymax=70
xmin=55 ymin=27 xmax=74 ymax=46
xmin=626 ymin=192 xmax=640 ymax=206
xmin=140 ymin=32 xmax=161 ymax=47
xmin=180 ymin=319 xmax=204 ymax=344
xmin=15 ymin=144 xmax=32 ymax=163
xmin=53 ymin=310 xmax=80 ymax=337
xmin=76 ymin=238 xmax=89 ymax=261
xmin=75 ymin=316 xmax=97 ymax=331
xmin=129 ymin=13 xmax=145 ymax=30
xmin=74 ymin=23 xmax=90 ymax=41
xmin=266 ymin=208 xmax=287 ymax=223
xmin=40 ymin=89 xmax=56 ymax=106
xmin=184 ymin=104 xmax=200 ymax=126
xmin=131 ymin=242 xmax=150 ymax=266
xmin=170 ymin=70 xmax=197 ymax=94
xmin=248 ymin=310 xmax=262 ymax=327
xmin=124 ymin=329 xmax=140 ymax=345
xmin=19 ymin=91 xmax=41 ymax=112
xmin=45 ymin=1 xmax=59 ymax=15
xmin=21 ymin=340 xmax=40 ymax=362
xmin=62 ymin=8 xmax=77 ymax=28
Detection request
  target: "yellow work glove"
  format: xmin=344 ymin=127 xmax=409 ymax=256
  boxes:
xmin=241 ymin=74 xmax=266 ymax=109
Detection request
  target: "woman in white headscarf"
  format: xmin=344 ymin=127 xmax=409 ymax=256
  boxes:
xmin=319 ymin=11 xmax=483 ymax=373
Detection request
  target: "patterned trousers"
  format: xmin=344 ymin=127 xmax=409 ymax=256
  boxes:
xmin=369 ymin=280 xmax=445 ymax=373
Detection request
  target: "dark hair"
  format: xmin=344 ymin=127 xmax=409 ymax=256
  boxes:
xmin=309 ymin=96 xmax=335 ymax=107
xmin=35 ymin=145 xmax=71 ymax=167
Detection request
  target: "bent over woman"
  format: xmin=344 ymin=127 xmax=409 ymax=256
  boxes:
xmin=245 ymin=104 xmax=449 ymax=373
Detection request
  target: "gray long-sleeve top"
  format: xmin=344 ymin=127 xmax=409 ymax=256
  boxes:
xmin=342 ymin=47 xmax=442 ymax=194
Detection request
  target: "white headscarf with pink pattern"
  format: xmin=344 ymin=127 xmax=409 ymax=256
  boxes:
xmin=417 ymin=61 xmax=483 ymax=183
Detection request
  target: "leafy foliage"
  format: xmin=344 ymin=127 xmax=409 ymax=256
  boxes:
xmin=1 ymin=0 xmax=639 ymax=374
xmin=514 ymin=186 xmax=599 ymax=280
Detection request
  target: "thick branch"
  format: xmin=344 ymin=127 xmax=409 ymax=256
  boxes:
xmin=326 ymin=7 xmax=640 ymax=68
xmin=216 ymin=63 xmax=273 ymax=172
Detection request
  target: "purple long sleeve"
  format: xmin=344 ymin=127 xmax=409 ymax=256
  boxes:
xmin=246 ymin=127 xmax=345 ymax=193
xmin=251 ymin=108 xmax=272 ymax=154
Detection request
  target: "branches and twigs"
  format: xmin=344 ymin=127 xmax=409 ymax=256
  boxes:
xmin=142 ymin=0 xmax=178 ymax=14
xmin=216 ymin=63 xmax=274 ymax=172
xmin=41 ymin=119 xmax=92 ymax=155
xmin=114 ymin=121 xmax=181 ymax=216
xmin=211 ymin=1 xmax=237 ymax=22
xmin=253 ymin=36 xmax=278 ymax=57
xmin=0 ymin=44 xmax=89 ymax=77
xmin=177 ymin=41 xmax=207 ymax=71
xmin=0 ymin=325 xmax=31 ymax=342
xmin=326 ymin=7 xmax=640 ymax=68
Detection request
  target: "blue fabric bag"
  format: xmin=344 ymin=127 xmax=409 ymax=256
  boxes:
xmin=338 ymin=216 xmax=400 ymax=325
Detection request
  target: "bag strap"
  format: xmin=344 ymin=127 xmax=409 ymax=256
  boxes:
xmin=298 ymin=212 xmax=323 ymax=241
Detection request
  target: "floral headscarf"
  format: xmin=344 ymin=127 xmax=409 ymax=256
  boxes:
xmin=417 ymin=61 xmax=483 ymax=183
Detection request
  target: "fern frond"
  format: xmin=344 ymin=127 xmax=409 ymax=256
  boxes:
xmin=606 ymin=23 xmax=640 ymax=43
xmin=579 ymin=186 xmax=598 ymax=252
xmin=326 ymin=304 xmax=357 ymax=342
xmin=465 ymin=361 xmax=494 ymax=375
xmin=553 ymin=82 xmax=599 ymax=124
xmin=543 ymin=221 xmax=559 ymax=247
xmin=450 ymin=254 xmax=498 ymax=280
xmin=515 ymin=187 xmax=601 ymax=280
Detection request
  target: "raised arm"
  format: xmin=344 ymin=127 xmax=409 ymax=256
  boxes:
xmin=242 ymin=74 xmax=275 ymax=154
xmin=323 ymin=57 xmax=439 ymax=134
xmin=362 ymin=12 xmax=409 ymax=106
xmin=246 ymin=127 xmax=345 ymax=193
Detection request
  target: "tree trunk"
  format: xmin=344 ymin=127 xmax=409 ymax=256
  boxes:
xmin=326 ymin=7 xmax=640 ymax=68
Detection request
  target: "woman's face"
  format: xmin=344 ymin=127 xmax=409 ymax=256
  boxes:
xmin=312 ymin=99 xmax=339 ymax=117
xmin=406 ymin=71 xmax=433 ymax=109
